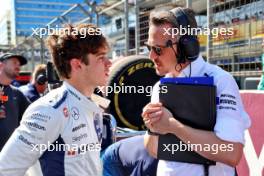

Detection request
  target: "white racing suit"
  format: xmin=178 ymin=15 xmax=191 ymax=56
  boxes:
xmin=0 ymin=81 xmax=103 ymax=176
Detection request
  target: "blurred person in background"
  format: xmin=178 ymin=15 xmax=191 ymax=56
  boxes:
xmin=19 ymin=64 xmax=47 ymax=102
xmin=11 ymin=80 xmax=21 ymax=87
xmin=0 ymin=53 xmax=30 ymax=151
xmin=257 ymin=38 xmax=264 ymax=90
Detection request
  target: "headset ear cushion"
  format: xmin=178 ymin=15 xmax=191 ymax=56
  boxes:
xmin=178 ymin=35 xmax=200 ymax=62
xmin=176 ymin=39 xmax=185 ymax=64
xmin=37 ymin=74 xmax=47 ymax=85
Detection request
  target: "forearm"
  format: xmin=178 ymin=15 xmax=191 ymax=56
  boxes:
xmin=143 ymin=134 xmax=158 ymax=158
xmin=169 ymin=119 xmax=243 ymax=167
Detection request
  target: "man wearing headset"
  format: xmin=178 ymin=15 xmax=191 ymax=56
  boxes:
xmin=19 ymin=64 xmax=47 ymax=102
xmin=142 ymin=7 xmax=251 ymax=176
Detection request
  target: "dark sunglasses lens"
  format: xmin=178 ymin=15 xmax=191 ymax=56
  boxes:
xmin=146 ymin=45 xmax=151 ymax=51
xmin=146 ymin=44 xmax=162 ymax=56
xmin=155 ymin=47 xmax=162 ymax=55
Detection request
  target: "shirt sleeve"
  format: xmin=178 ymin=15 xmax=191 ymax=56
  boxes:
xmin=214 ymin=74 xmax=251 ymax=144
xmin=0 ymin=103 xmax=63 ymax=176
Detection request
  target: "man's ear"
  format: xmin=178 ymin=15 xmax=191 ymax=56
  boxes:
xmin=70 ymin=58 xmax=82 ymax=72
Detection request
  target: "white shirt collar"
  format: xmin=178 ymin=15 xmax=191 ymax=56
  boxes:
xmin=63 ymin=81 xmax=84 ymax=100
xmin=62 ymin=81 xmax=103 ymax=112
xmin=165 ymin=54 xmax=206 ymax=78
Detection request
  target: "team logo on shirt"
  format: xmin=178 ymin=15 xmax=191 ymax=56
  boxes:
xmin=24 ymin=121 xmax=46 ymax=131
xmin=71 ymin=107 xmax=80 ymax=120
xmin=93 ymin=113 xmax=102 ymax=142
xmin=63 ymin=107 xmax=69 ymax=118
xmin=72 ymin=123 xmax=86 ymax=132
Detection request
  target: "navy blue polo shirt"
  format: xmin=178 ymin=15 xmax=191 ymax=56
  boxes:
xmin=0 ymin=85 xmax=30 ymax=151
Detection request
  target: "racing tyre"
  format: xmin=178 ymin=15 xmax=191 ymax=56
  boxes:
xmin=105 ymin=55 xmax=161 ymax=130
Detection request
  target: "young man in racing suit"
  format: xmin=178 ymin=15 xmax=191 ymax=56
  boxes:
xmin=0 ymin=24 xmax=111 ymax=176
xmin=142 ymin=7 xmax=251 ymax=176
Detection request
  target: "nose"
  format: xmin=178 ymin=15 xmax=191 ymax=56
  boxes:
xmin=105 ymin=58 xmax=112 ymax=67
xmin=15 ymin=63 xmax=21 ymax=70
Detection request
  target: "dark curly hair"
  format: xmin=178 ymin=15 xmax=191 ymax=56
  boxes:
xmin=46 ymin=23 xmax=108 ymax=79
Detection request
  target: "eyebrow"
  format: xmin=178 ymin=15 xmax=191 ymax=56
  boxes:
xmin=96 ymin=52 xmax=107 ymax=56
xmin=145 ymin=41 xmax=165 ymax=47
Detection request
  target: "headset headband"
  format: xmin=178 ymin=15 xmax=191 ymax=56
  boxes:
xmin=170 ymin=8 xmax=189 ymax=29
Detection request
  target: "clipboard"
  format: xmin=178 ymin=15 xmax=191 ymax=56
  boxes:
xmin=157 ymin=77 xmax=216 ymax=165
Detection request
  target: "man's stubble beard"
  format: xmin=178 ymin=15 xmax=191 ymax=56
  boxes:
xmin=3 ymin=67 xmax=18 ymax=80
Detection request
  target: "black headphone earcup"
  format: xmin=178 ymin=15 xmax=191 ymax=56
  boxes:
xmin=37 ymin=74 xmax=47 ymax=85
xmin=170 ymin=8 xmax=200 ymax=63
xmin=176 ymin=40 xmax=185 ymax=64
xmin=177 ymin=36 xmax=200 ymax=63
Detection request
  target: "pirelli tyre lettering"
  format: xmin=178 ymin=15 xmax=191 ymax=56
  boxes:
xmin=104 ymin=55 xmax=161 ymax=130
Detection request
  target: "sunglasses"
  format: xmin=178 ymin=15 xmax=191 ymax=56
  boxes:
xmin=145 ymin=40 xmax=177 ymax=56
